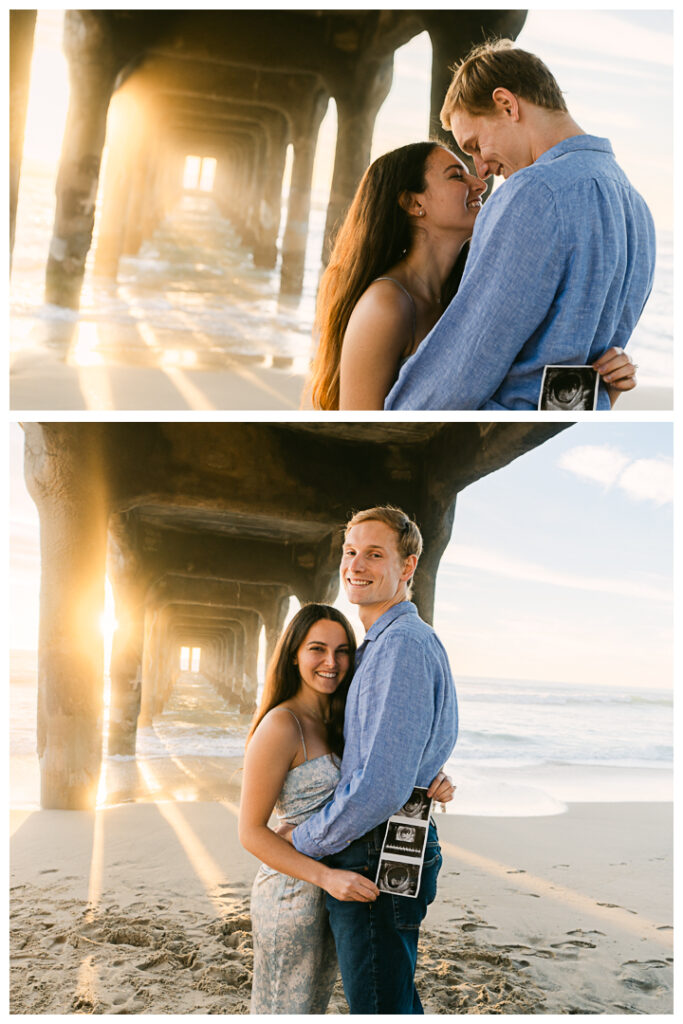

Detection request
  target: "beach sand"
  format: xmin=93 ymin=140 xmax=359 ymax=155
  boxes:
xmin=10 ymin=780 xmax=672 ymax=1014
xmin=9 ymin=346 xmax=672 ymax=412
xmin=10 ymin=344 xmax=307 ymax=412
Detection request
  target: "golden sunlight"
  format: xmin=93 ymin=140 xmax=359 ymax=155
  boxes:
xmin=100 ymin=576 xmax=118 ymax=674
xmin=22 ymin=11 xmax=69 ymax=169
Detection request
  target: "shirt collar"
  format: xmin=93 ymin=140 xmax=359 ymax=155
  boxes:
xmin=362 ymin=600 xmax=417 ymax=644
xmin=535 ymin=134 xmax=613 ymax=165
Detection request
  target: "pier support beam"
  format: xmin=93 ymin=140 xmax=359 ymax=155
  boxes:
xmin=24 ymin=424 xmax=108 ymax=810
xmin=10 ymin=10 xmax=37 ymax=264
xmin=45 ymin=13 xmax=120 ymax=308
xmin=281 ymin=88 xmax=329 ymax=293
xmin=323 ymin=56 xmax=394 ymax=260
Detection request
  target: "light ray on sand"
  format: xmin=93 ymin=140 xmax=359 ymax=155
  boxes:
xmin=135 ymin=756 xmax=231 ymax=917
xmin=129 ymin=319 xmax=216 ymax=410
xmin=73 ymin=807 xmax=106 ymax=1009
xmin=440 ymin=839 xmax=672 ymax=948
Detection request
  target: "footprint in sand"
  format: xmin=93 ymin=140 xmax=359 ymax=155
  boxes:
xmin=567 ymin=929 xmax=605 ymax=937
xmin=550 ymin=940 xmax=596 ymax=949
xmin=622 ymin=959 xmax=669 ymax=969
xmin=506 ymin=869 xmax=526 ymax=874
xmin=461 ymin=922 xmax=497 ymax=932
xmin=597 ymin=902 xmax=637 ymax=914
xmin=38 ymin=869 xmax=58 ymax=874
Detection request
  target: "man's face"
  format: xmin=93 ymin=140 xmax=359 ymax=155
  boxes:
xmin=449 ymin=105 xmax=533 ymax=181
xmin=341 ymin=520 xmax=414 ymax=613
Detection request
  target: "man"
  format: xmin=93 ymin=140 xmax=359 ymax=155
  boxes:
xmin=385 ymin=39 xmax=656 ymax=410
xmin=285 ymin=506 xmax=458 ymax=1014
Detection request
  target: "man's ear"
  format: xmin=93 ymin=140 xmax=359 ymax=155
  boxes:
xmin=401 ymin=554 xmax=419 ymax=582
xmin=491 ymin=87 xmax=520 ymax=121
xmin=398 ymin=190 xmax=423 ymax=218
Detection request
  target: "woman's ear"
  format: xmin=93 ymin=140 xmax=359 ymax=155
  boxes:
xmin=398 ymin=190 xmax=423 ymax=218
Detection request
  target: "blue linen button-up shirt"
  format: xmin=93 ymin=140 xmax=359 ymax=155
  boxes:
xmin=292 ymin=601 xmax=458 ymax=858
xmin=385 ymin=135 xmax=656 ymax=410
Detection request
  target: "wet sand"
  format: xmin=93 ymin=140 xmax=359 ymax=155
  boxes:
xmin=10 ymin=791 xmax=672 ymax=1014
xmin=10 ymin=334 xmax=307 ymax=411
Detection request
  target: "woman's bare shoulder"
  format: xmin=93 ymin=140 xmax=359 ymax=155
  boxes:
xmin=250 ymin=705 xmax=301 ymax=752
xmin=344 ymin=279 xmax=413 ymax=355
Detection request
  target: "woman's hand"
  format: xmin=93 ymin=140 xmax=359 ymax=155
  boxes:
xmin=427 ymin=771 xmax=456 ymax=805
xmin=593 ymin=347 xmax=637 ymax=406
xmin=322 ymin=868 xmax=379 ymax=903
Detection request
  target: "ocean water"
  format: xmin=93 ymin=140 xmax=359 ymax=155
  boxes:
xmin=444 ymin=676 xmax=672 ymax=815
xmin=11 ymin=652 xmax=672 ymax=815
xmin=10 ymin=166 xmax=673 ymax=393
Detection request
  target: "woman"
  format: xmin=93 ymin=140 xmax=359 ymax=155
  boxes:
xmin=309 ymin=141 xmax=637 ymax=410
xmin=239 ymin=603 xmax=453 ymax=1013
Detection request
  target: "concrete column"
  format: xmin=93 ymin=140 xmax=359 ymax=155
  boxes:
xmin=411 ymin=504 xmax=456 ymax=626
xmin=140 ymin=604 xmax=160 ymax=727
xmin=93 ymin=91 xmax=138 ymax=278
xmin=10 ymin=10 xmax=37 ymax=264
xmin=106 ymin=525 xmax=149 ymax=755
xmin=242 ymin=134 xmax=267 ymax=251
xmin=24 ymin=423 xmax=109 ymax=810
xmin=253 ymin=116 xmax=289 ymax=269
xmin=323 ymin=56 xmax=394 ymax=261
xmin=108 ymin=617 xmax=143 ymax=755
xmin=45 ymin=13 xmax=120 ymax=307
xmin=280 ymin=89 xmax=329 ymax=293
xmin=241 ymin=615 xmax=261 ymax=714
xmin=121 ymin=143 xmax=152 ymax=255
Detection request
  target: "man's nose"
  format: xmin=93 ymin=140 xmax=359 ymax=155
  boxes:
xmin=473 ymin=155 xmax=490 ymax=179
xmin=349 ymin=553 xmax=365 ymax=571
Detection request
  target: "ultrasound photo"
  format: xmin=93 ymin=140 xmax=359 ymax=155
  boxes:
xmin=384 ymin=820 xmax=428 ymax=857
xmin=539 ymin=365 xmax=599 ymax=410
xmin=377 ymin=859 xmax=420 ymax=897
xmin=399 ymin=787 xmax=431 ymax=821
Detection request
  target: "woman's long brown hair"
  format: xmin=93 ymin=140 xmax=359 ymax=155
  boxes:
xmin=246 ymin=603 xmax=357 ymax=758
xmin=309 ymin=141 xmax=469 ymax=410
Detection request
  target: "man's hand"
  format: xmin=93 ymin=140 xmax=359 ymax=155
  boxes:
xmin=273 ymin=821 xmax=295 ymax=845
xmin=593 ymin=347 xmax=637 ymax=406
xmin=426 ymin=771 xmax=456 ymax=807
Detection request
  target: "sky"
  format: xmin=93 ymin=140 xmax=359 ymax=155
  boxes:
xmin=10 ymin=421 xmax=673 ymax=693
xmin=21 ymin=10 xmax=673 ymax=231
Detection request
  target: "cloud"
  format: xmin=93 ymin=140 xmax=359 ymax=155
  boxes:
xmin=558 ymin=445 xmax=630 ymax=487
xmin=558 ymin=446 xmax=673 ymax=505
xmin=618 ymin=457 xmax=673 ymax=506
xmin=441 ymin=543 xmax=671 ymax=603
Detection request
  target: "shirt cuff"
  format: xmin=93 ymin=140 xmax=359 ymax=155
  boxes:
xmin=292 ymin=821 xmax=324 ymax=858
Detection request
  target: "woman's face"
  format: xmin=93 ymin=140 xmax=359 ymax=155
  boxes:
xmin=294 ymin=619 xmax=352 ymax=697
xmin=416 ymin=146 xmax=487 ymax=231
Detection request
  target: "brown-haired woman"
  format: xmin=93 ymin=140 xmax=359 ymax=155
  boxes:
xmin=239 ymin=602 xmax=452 ymax=1013
xmin=240 ymin=603 xmax=373 ymax=1013
xmin=309 ymin=141 xmax=637 ymax=410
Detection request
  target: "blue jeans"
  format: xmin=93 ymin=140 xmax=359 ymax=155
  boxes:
xmin=324 ymin=820 xmax=442 ymax=1014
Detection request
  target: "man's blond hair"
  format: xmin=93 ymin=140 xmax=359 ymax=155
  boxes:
xmin=345 ymin=505 xmax=423 ymax=562
xmin=440 ymin=38 xmax=568 ymax=128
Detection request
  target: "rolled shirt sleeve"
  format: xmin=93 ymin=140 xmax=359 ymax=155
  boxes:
xmin=385 ymin=177 xmax=564 ymax=410
xmin=292 ymin=634 xmax=439 ymax=858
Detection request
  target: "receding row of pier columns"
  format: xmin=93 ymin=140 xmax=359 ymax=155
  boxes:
xmin=10 ymin=10 xmax=527 ymax=309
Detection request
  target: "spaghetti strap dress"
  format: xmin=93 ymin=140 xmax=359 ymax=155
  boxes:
xmin=250 ymin=710 xmax=341 ymax=1014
